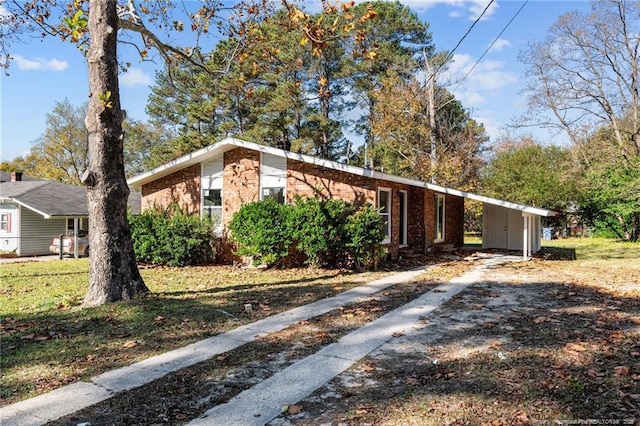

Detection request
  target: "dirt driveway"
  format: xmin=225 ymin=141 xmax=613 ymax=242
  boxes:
xmin=50 ymin=255 xmax=640 ymax=425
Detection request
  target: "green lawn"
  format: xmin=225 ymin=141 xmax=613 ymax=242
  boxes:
xmin=0 ymin=260 xmax=386 ymax=405
xmin=542 ymin=236 xmax=640 ymax=260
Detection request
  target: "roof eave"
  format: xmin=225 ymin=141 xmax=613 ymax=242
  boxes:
xmin=127 ymin=137 xmax=558 ymax=217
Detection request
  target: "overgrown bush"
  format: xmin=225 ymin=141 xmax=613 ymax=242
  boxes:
xmin=227 ymin=198 xmax=294 ymax=267
xmin=346 ymin=204 xmax=387 ymax=271
xmin=290 ymin=197 xmax=353 ymax=267
xmin=228 ymin=197 xmax=385 ymax=269
xmin=129 ymin=205 xmax=218 ymax=266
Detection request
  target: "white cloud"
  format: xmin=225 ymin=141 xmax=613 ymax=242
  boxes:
xmin=468 ymin=0 xmax=498 ymax=21
xmin=489 ymin=37 xmax=512 ymax=52
xmin=13 ymin=55 xmax=69 ymax=72
xmin=458 ymin=91 xmax=486 ymax=108
xmin=119 ymin=67 xmax=151 ymax=87
xmin=441 ymin=53 xmax=517 ymax=109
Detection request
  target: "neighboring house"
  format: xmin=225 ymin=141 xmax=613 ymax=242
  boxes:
xmin=0 ymin=171 xmax=141 ymax=257
xmin=128 ymin=138 xmax=557 ymax=261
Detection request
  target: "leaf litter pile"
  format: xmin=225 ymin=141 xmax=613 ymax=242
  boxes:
xmin=16 ymin=253 xmax=640 ymax=424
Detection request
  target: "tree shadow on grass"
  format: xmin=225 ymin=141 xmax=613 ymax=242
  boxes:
xmin=0 ymin=275 xmax=375 ymax=407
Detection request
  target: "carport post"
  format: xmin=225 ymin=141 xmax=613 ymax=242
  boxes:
xmin=73 ymin=217 xmax=78 ymax=259
xmin=522 ymin=213 xmax=533 ymax=260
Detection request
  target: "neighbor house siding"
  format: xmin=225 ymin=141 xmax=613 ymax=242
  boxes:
xmin=141 ymin=164 xmax=201 ymax=215
xmin=19 ymin=208 xmax=66 ymax=256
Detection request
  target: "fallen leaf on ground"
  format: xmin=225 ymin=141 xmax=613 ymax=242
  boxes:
xmin=563 ymin=342 xmax=588 ymax=352
xmin=287 ymin=404 xmax=303 ymax=414
xmin=362 ymin=362 xmax=376 ymax=372
xmin=514 ymin=411 xmax=529 ymax=424
xmin=405 ymin=376 xmax=418 ymax=385
xmin=123 ymin=340 xmax=138 ymax=348
xmin=392 ymin=331 xmax=404 ymax=338
xmin=614 ymin=366 xmax=630 ymax=376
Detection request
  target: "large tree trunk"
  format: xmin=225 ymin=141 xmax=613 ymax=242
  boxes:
xmin=83 ymin=0 xmax=149 ymax=306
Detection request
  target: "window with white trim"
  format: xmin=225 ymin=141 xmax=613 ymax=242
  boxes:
xmin=378 ymin=188 xmax=391 ymax=244
xmin=202 ymin=157 xmax=224 ymax=226
xmin=261 ymin=153 xmax=286 ymax=204
xmin=0 ymin=213 xmax=10 ymax=232
xmin=435 ymin=194 xmax=445 ymax=242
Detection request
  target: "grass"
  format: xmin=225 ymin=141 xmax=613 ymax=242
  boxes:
xmin=542 ymin=236 xmax=640 ymax=260
xmin=2 ymin=237 xmax=638 ymax=410
xmin=0 ymin=260 xmax=388 ymax=405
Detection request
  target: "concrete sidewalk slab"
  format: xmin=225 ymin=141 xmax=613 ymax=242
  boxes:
xmin=0 ymin=382 xmax=112 ymax=426
xmin=187 ymin=261 xmax=491 ymax=426
xmin=0 ymin=266 xmax=429 ymax=426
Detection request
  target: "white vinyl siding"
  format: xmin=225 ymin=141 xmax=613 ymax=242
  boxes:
xmin=261 ymin=153 xmax=286 ymax=203
xmin=378 ymin=188 xmax=391 ymax=244
xmin=202 ymin=157 xmax=224 ymax=226
xmin=20 ymin=208 xmax=66 ymax=256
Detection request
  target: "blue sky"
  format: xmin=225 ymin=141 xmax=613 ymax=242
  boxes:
xmin=0 ymin=0 xmax=590 ymax=162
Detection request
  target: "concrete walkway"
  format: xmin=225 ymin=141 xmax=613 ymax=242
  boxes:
xmin=0 ymin=255 xmax=517 ymax=426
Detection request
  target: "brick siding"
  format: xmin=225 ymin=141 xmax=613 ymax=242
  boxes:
xmin=140 ymin=150 xmax=467 ymax=263
xmin=141 ymin=164 xmax=201 ymax=214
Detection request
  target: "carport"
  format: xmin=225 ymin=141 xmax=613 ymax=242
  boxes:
xmin=473 ymin=195 xmax=557 ymax=260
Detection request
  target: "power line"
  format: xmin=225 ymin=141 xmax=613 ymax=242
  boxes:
xmin=433 ymin=0 xmax=496 ymax=78
xmin=451 ymin=0 xmax=529 ymax=93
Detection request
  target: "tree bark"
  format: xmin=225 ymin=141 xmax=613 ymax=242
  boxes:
xmin=83 ymin=0 xmax=148 ymax=306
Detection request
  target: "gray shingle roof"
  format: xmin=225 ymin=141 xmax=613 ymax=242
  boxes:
xmin=0 ymin=174 xmax=142 ymax=217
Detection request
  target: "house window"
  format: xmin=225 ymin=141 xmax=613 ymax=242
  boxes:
xmin=261 ymin=153 xmax=286 ymax=204
xmin=262 ymin=187 xmax=285 ymax=204
xmin=202 ymin=157 xmax=224 ymax=226
xmin=378 ymin=188 xmax=391 ymax=244
xmin=0 ymin=213 xmax=10 ymax=232
xmin=435 ymin=194 xmax=445 ymax=242
xmin=203 ymin=189 xmax=223 ymax=222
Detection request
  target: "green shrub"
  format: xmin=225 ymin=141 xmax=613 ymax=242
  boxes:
xmin=228 ymin=197 xmax=385 ymax=270
xmin=346 ymin=204 xmax=387 ymax=271
xmin=129 ymin=205 xmax=218 ymax=266
xmin=290 ymin=197 xmax=354 ymax=267
xmin=227 ymin=199 xmax=294 ymax=267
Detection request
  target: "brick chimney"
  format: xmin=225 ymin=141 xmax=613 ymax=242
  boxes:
xmin=11 ymin=171 xmax=22 ymax=182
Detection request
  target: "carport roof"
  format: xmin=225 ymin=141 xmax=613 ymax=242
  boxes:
xmin=127 ymin=137 xmax=558 ymax=218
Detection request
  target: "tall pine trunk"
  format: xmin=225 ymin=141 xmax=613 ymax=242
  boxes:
xmin=83 ymin=0 xmax=149 ymax=306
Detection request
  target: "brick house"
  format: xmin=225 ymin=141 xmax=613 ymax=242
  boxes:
xmin=127 ymin=138 xmax=556 ymax=261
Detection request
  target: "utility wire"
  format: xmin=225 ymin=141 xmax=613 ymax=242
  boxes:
xmin=433 ymin=0 xmax=496 ymax=78
xmin=451 ymin=0 xmax=529 ymax=93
